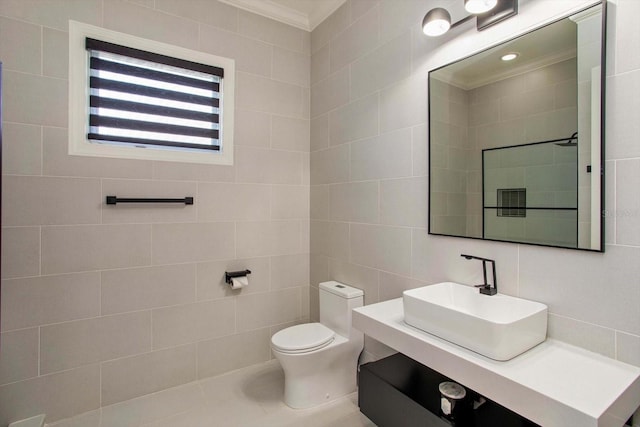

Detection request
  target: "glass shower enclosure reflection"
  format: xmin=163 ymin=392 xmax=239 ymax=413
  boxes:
xmin=482 ymin=136 xmax=578 ymax=248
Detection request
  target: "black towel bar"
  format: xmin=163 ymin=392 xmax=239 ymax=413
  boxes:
xmin=106 ymin=196 xmax=194 ymax=205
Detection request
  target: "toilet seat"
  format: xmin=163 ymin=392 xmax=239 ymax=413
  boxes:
xmin=271 ymin=323 xmax=335 ymax=354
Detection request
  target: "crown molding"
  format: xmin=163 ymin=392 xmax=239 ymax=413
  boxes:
xmin=219 ymin=0 xmax=346 ymax=32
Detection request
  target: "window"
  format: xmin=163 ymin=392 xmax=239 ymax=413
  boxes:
xmin=69 ymin=21 xmax=235 ymax=165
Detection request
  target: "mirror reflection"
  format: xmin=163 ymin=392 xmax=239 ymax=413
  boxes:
xmin=428 ymin=3 xmax=604 ymax=251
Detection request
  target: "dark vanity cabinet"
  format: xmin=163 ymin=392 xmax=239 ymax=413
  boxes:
xmin=358 ymin=353 xmax=538 ymax=427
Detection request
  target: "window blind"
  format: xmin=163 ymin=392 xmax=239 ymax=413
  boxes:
xmin=86 ymin=38 xmax=224 ymax=151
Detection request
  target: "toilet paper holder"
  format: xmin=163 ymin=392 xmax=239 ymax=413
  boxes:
xmin=225 ymin=269 xmax=251 ymax=285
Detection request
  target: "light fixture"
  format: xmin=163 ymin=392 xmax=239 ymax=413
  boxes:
xmin=465 ymin=0 xmax=498 ymax=14
xmin=422 ymin=0 xmax=518 ymax=37
xmin=422 ymin=8 xmax=451 ymax=37
xmin=501 ymin=52 xmax=519 ymax=61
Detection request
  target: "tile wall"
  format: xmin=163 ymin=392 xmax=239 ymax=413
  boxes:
xmin=309 ymin=0 xmax=640 ymax=379
xmin=0 ymin=0 xmax=310 ymax=424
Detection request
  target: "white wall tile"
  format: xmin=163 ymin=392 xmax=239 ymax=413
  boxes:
xmin=1 ymin=273 xmax=100 ymax=332
xmin=3 ymin=71 xmax=67 ymax=127
xmin=197 ymin=328 xmax=270 ymax=379
xmin=310 ymin=185 xmax=329 ymax=221
xmin=310 ymin=144 xmax=350 ymax=184
xmin=152 ymin=300 xmax=235 ymax=349
xmin=1 ymin=226 xmax=40 ymax=279
xmin=152 ymin=222 xmax=235 ymax=265
xmin=2 ymin=123 xmax=42 ymax=176
xmin=236 ymin=220 xmax=301 ymax=258
xmin=311 ymin=114 xmax=329 ymax=152
xmin=155 ymin=0 xmax=238 ymax=32
xmin=350 ymin=30 xmax=412 ymax=100
xmin=271 ymin=185 xmax=309 ymax=220
xmin=40 ymin=311 xmax=152 ymax=374
xmin=311 ymin=44 xmax=330 ymax=86
xmin=272 ymin=47 xmax=310 ymax=87
xmin=150 ymin=160 xmax=235 ymax=183
xmin=236 ymin=147 xmax=303 ymax=185
xmin=271 ymin=253 xmax=309 ymax=289
xmin=42 ymin=225 xmax=152 ymax=274
xmin=329 ymin=93 xmax=379 ymax=146
xmin=329 ymin=181 xmax=379 ymax=223
xmin=330 ymin=6 xmax=379 ymax=73
xmin=0 ymin=328 xmax=38 ymax=385
xmin=0 ymin=0 xmax=101 ymax=31
xmin=614 ymin=0 xmax=640 ymax=74
xmin=606 ymin=70 xmax=640 ymax=159
xmin=101 ymin=264 xmax=196 ymax=315
xmin=615 ymin=159 xmax=640 ymax=245
xmin=43 ymin=27 xmax=68 ymax=79
xmin=104 ymin=0 xmax=198 ymax=48
xmin=548 ymin=314 xmax=615 ymax=358
xmin=350 ymin=128 xmax=413 ymax=181
xmin=380 ymin=177 xmax=428 ymax=227
xmin=328 ymin=259 xmax=379 ymax=305
xmin=271 ymin=115 xmax=310 ymax=152
xmin=43 ymin=128 xmax=154 ymax=179
xmin=0 ymin=17 xmax=41 ymax=74
xmin=379 ymin=74 xmax=428 ymax=133
xmin=616 ymin=331 xmax=640 ymax=367
xmin=519 ymin=244 xmax=640 ymax=335
xmin=0 ymin=364 xmax=100 ymax=425
xmin=3 ymin=176 xmax=101 ymax=226
xmin=238 ymin=10 xmax=306 ymax=54
xmin=310 ymin=67 xmax=350 ymax=117
xmin=311 ymin=1 xmax=350 ymax=54
xmin=235 ymin=109 xmax=271 ymax=148
xmin=198 ymin=183 xmax=271 ymax=222
xmin=101 ymin=344 xmax=197 ymax=406
xmin=200 ymin=25 xmax=272 ymax=78
xmin=350 ymin=224 xmax=411 ymax=275
xmin=412 ymin=124 xmax=428 ymax=177
xmin=310 ymin=220 xmax=349 ymax=259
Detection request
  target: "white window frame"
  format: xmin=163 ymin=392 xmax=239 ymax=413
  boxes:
xmin=68 ymin=20 xmax=235 ymax=165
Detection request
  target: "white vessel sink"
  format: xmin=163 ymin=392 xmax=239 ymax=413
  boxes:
xmin=403 ymin=282 xmax=548 ymax=361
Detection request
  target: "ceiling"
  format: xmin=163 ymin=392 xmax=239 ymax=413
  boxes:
xmin=431 ymin=16 xmax=578 ymax=90
xmin=219 ymin=0 xmax=347 ymax=31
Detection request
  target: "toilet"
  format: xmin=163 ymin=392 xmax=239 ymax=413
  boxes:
xmin=270 ymin=281 xmax=364 ymax=409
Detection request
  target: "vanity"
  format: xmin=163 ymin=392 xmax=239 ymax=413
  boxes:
xmin=353 ymin=297 xmax=640 ymax=427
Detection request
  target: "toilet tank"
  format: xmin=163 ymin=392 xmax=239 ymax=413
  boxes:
xmin=319 ymin=281 xmax=364 ymax=338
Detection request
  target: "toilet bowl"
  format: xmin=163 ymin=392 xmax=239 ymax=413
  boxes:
xmin=271 ymin=281 xmax=364 ymax=409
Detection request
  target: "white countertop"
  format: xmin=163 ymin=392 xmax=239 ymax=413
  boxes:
xmin=353 ymin=298 xmax=640 ymax=427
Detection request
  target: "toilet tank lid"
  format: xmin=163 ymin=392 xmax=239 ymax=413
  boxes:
xmin=319 ymin=281 xmax=364 ymax=299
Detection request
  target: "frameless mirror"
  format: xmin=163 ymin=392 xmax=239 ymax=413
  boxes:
xmin=428 ymin=2 xmax=605 ymax=251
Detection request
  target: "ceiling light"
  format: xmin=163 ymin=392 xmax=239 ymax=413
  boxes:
xmin=501 ymin=52 xmax=519 ymax=61
xmin=422 ymin=8 xmax=451 ymax=37
xmin=464 ymin=0 xmax=498 ymax=14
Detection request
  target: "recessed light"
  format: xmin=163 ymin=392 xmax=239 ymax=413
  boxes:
xmin=501 ymin=53 xmax=519 ymax=61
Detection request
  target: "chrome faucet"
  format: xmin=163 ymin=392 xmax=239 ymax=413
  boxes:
xmin=461 ymin=254 xmax=498 ymax=296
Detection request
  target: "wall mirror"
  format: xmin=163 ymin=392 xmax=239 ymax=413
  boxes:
xmin=428 ymin=1 xmax=606 ymax=251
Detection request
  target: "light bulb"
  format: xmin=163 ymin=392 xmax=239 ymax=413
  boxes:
xmin=422 ymin=8 xmax=451 ymax=37
xmin=501 ymin=52 xmax=519 ymax=61
xmin=464 ymin=0 xmax=498 ymax=14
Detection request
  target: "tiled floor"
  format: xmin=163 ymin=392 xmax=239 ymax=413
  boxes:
xmin=47 ymin=360 xmax=376 ymax=427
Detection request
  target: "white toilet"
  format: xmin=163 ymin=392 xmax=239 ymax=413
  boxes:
xmin=270 ymin=281 xmax=364 ymax=409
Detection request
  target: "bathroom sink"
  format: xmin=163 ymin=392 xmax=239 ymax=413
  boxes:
xmin=403 ymin=282 xmax=547 ymax=361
